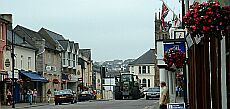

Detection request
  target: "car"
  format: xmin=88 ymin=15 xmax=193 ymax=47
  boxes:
xmin=54 ymin=89 xmax=77 ymax=105
xmin=78 ymin=91 xmax=96 ymax=102
xmin=145 ymin=87 xmax=160 ymax=100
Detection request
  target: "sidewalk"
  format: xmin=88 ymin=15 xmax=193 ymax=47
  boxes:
xmin=1 ymin=102 xmax=52 ymax=109
xmin=150 ymin=97 xmax=184 ymax=109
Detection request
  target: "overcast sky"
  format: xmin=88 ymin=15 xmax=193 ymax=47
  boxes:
xmin=0 ymin=0 xmax=180 ymax=62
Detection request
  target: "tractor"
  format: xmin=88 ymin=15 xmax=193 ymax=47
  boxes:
xmin=114 ymin=74 xmax=142 ymax=100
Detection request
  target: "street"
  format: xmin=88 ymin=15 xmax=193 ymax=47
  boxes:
xmin=27 ymin=99 xmax=159 ymax=109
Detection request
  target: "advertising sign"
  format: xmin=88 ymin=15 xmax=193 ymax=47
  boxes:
xmin=167 ymin=103 xmax=185 ymax=109
xmin=164 ymin=42 xmax=186 ymax=53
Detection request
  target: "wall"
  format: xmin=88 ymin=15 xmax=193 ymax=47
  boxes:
xmin=131 ymin=65 xmax=156 ymax=88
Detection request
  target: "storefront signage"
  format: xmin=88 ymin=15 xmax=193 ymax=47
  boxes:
xmin=167 ymin=103 xmax=185 ymax=109
xmin=164 ymin=42 xmax=186 ymax=53
xmin=5 ymin=59 xmax=10 ymax=67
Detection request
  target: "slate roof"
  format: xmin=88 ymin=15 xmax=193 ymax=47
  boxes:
xmin=14 ymin=25 xmax=61 ymax=52
xmin=14 ymin=25 xmax=43 ymax=47
xmin=58 ymin=40 xmax=69 ymax=51
xmin=39 ymin=28 xmax=65 ymax=41
xmin=38 ymin=28 xmax=63 ymax=51
xmin=7 ymin=30 xmax=36 ymax=50
xmin=129 ymin=49 xmax=156 ymax=65
xmin=79 ymin=49 xmax=91 ymax=60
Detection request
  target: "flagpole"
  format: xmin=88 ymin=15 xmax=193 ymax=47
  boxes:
xmin=159 ymin=0 xmax=181 ymax=22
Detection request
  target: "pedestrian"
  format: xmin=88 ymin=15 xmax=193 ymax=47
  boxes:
xmin=176 ymin=86 xmax=179 ymax=97
xmin=27 ymin=89 xmax=33 ymax=105
xmin=6 ymin=89 xmax=12 ymax=106
xmin=47 ymin=89 xmax=51 ymax=103
xmin=33 ymin=89 xmax=37 ymax=104
xmin=159 ymin=81 xmax=169 ymax=109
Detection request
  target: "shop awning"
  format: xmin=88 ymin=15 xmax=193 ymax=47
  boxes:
xmin=20 ymin=71 xmax=48 ymax=82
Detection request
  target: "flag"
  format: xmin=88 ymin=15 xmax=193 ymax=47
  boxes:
xmin=161 ymin=3 xmax=169 ymax=31
xmin=172 ymin=13 xmax=181 ymax=27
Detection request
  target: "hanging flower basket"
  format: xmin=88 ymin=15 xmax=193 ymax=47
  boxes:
xmin=4 ymin=78 xmax=12 ymax=84
xmin=53 ymin=79 xmax=60 ymax=84
xmin=183 ymin=2 xmax=229 ymax=37
xmin=16 ymin=79 xmax=24 ymax=84
xmin=163 ymin=48 xmax=186 ymax=68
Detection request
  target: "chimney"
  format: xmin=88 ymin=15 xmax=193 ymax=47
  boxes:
xmin=0 ymin=14 xmax=12 ymax=23
xmin=0 ymin=14 xmax=13 ymax=30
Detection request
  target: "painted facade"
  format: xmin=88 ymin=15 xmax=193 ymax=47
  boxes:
xmin=128 ymin=49 xmax=158 ymax=90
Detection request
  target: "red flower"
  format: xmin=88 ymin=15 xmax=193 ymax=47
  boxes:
xmin=191 ymin=25 xmax=196 ymax=30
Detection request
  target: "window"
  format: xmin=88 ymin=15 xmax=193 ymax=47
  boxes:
xmin=142 ymin=79 xmax=146 ymax=87
xmin=28 ymin=57 xmax=31 ymax=70
xmin=139 ymin=66 xmax=141 ymax=74
xmin=142 ymin=66 xmax=146 ymax=73
xmin=131 ymin=66 xmax=134 ymax=73
xmin=0 ymin=23 xmax=2 ymax=40
xmin=15 ymin=54 xmax=17 ymax=68
xmin=63 ymin=52 xmax=65 ymax=65
xmin=131 ymin=66 xmax=134 ymax=72
xmin=68 ymin=52 xmax=71 ymax=66
xmin=48 ymin=52 xmax=51 ymax=64
xmin=139 ymin=79 xmax=141 ymax=84
xmin=148 ymin=79 xmax=151 ymax=87
xmin=73 ymin=54 xmax=75 ymax=67
xmin=148 ymin=66 xmax=150 ymax=73
xmin=21 ymin=55 xmax=23 ymax=69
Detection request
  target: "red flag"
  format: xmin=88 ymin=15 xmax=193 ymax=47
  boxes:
xmin=161 ymin=3 xmax=169 ymax=31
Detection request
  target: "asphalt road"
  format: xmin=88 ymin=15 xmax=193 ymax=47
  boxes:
xmin=28 ymin=98 xmax=159 ymax=109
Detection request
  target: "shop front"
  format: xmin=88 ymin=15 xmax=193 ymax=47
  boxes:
xmin=0 ymin=71 xmax=8 ymax=105
xmin=19 ymin=70 xmax=48 ymax=103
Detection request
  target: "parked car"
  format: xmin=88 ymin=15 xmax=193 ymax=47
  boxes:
xmin=146 ymin=87 xmax=160 ymax=100
xmin=54 ymin=89 xmax=77 ymax=105
xmin=78 ymin=91 xmax=96 ymax=102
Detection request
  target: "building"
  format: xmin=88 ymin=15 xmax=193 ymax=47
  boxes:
xmin=128 ymin=49 xmax=158 ymax=89
xmin=14 ymin=25 xmax=63 ymax=102
xmin=0 ymin=14 xmax=11 ymax=105
xmin=78 ymin=49 xmax=93 ymax=91
xmin=38 ymin=28 xmax=79 ymax=92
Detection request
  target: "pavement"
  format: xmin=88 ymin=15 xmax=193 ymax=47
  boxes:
xmin=1 ymin=102 xmax=52 ymax=109
xmin=149 ymin=97 xmax=185 ymax=109
xmin=0 ymin=97 xmax=184 ymax=109
xmin=0 ymin=99 xmax=111 ymax=109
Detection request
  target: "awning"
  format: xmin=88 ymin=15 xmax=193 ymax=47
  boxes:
xmin=62 ymin=74 xmax=69 ymax=81
xmin=20 ymin=71 xmax=48 ymax=82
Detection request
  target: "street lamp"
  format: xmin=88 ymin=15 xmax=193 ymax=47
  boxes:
xmin=11 ymin=29 xmax=15 ymax=108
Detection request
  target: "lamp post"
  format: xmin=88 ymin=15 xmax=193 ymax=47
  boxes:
xmin=11 ymin=29 xmax=15 ymax=108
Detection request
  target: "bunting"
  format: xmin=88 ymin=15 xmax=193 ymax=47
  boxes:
xmin=161 ymin=3 xmax=169 ymax=31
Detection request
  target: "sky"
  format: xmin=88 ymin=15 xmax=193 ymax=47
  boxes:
xmin=0 ymin=0 xmax=181 ymax=62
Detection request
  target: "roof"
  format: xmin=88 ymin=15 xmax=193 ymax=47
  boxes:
xmin=7 ymin=30 xmax=36 ymax=50
xmin=38 ymin=28 xmax=63 ymax=51
xmin=58 ymin=40 xmax=69 ymax=51
xmin=14 ymin=25 xmax=43 ymax=47
xmin=79 ymin=49 xmax=91 ymax=60
xmin=129 ymin=49 xmax=156 ymax=65
xmin=39 ymin=28 xmax=65 ymax=41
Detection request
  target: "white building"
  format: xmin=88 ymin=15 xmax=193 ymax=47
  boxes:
xmin=128 ymin=49 xmax=158 ymax=90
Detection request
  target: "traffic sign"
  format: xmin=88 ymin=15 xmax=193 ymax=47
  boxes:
xmin=5 ymin=59 xmax=10 ymax=67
